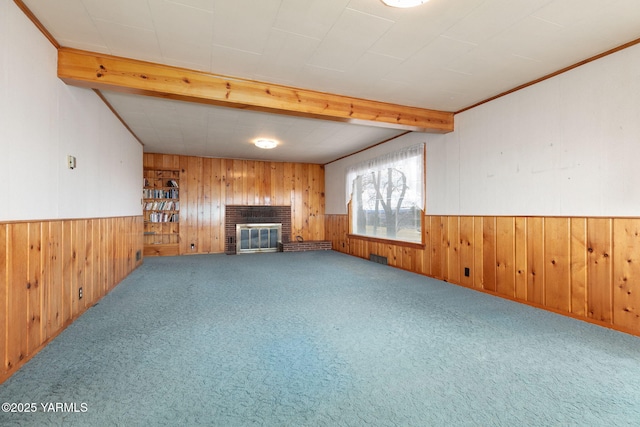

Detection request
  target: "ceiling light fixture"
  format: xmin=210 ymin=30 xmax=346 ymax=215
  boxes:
xmin=254 ymin=138 xmax=278 ymax=149
xmin=380 ymin=0 xmax=429 ymax=8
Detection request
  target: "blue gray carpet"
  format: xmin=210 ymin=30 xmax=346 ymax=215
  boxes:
xmin=1 ymin=251 xmax=639 ymax=426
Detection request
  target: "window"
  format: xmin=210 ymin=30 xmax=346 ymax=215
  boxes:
xmin=346 ymin=144 xmax=424 ymax=244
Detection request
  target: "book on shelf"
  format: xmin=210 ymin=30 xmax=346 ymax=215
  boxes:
xmin=147 ymin=212 xmax=180 ymax=223
xmin=144 ymin=201 xmax=180 ymax=211
xmin=143 ymin=188 xmax=179 ymax=199
xmin=143 ymin=171 xmax=180 ymax=244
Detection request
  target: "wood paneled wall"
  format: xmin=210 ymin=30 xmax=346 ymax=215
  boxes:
xmin=143 ymin=153 xmax=325 ymax=254
xmin=326 ymin=214 xmax=640 ymax=336
xmin=0 ymin=216 xmax=143 ymax=383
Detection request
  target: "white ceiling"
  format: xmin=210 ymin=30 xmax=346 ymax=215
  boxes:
xmin=21 ymin=0 xmax=640 ymax=163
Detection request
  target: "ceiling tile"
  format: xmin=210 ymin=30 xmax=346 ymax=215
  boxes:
xmin=81 ymin=0 xmax=154 ymax=30
xmin=441 ymin=0 xmax=553 ymax=45
xmin=368 ymin=28 xmax=436 ymax=62
xmin=166 ymin=0 xmax=215 ymax=13
xmin=55 ymin=38 xmax=111 ymax=54
xmin=306 ymin=7 xmax=394 ymax=72
xmin=24 ymin=0 xmax=107 ymax=49
xmin=149 ymin=0 xmax=214 ymax=42
xmin=571 ymin=1 xmax=640 ymax=48
xmin=387 ymin=36 xmax=477 ymax=85
xmin=492 ymin=15 xmax=565 ymax=62
xmin=157 ymin=37 xmax=213 ymax=71
xmin=93 ymin=19 xmax=163 ymax=62
xmin=210 ymin=44 xmax=262 ymax=77
xmin=21 ymin=0 xmax=640 ymax=162
xmin=254 ymin=29 xmax=322 ymax=85
xmin=102 ymin=90 xmax=402 ymax=163
xmin=273 ymin=0 xmax=351 ymax=40
xmin=532 ymin=0 xmax=616 ymax=27
xmin=360 ymin=0 xmax=484 ymax=60
xmin=337 ymin=52 xmax=404 ymax=100
xmin=296 ymin=64 xmax=347 ymax=95
xmin=147 ymin=0 xmax=214 ymax=69
xmin=212 ymin=0 xmax=281 ymax=54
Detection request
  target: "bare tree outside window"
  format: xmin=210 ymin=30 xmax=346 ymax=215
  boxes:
xmin=347 ymin=144 xmax=424 ymax=244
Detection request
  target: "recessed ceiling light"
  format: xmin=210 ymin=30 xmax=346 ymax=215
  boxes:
xmin=254 ymin=138 xmax=278 ymax=149
xmin=381 ymin=0 xmax=429 ymax=8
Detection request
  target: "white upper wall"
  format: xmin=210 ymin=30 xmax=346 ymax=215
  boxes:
xmin=326 ymin=41 xmax=640 ymax=217
xmin=0 ymin=0 xmax=142 ymax=221
xmin=427 ymin=42 xmax=640 ymax=216
xmin=325 ymin=132 xmax=427 ymax=215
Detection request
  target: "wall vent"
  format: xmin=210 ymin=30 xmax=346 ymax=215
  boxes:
xmin=369 ymin=254 xmax=388 ymax=265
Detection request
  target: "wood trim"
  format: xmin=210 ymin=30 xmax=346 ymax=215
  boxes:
xmin=143 ymin=166 xmax=180 ymax=172
xmin=57 ymin=48 xmax=454 ymax=133
xmin=326 ymin=213 xmax=640 ymax=338
xmin=93 ymin=90 xmax=144 ymax=146
xmin=0 ymin=216 xmax=143 ymax=384
xmin=456 ymin=37 xmax=640 ymax=114
xmin=143 ymin=153 xmax=325 ymax=255
xmin=465 ymin=280 xmax=640 ymax=339
xmin=0 ymin=215 xmax=144 ymax=225
xmin=13 ymin=0 xmax=60 ymax=49
xmin=348 ymin=234 xmax=425 ymax=250
xmin=324 ymin=131 xmax=412 ymax=165
xmin=143 ymin=243 xmax=179 ymax=257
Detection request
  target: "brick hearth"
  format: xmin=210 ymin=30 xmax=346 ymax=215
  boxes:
xmin=225 ymin=206 xmax=291 ymax=254
xmin=279 ymin=240 xmax=332 ymax=252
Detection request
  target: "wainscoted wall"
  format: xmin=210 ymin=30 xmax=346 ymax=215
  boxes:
xmin=326 ymin=214 xmax=640 ymax=336
xmin=143 ymin=153 xmax=325 ymax=254
xmin=0 ymin=216 xmax=143 ymax=383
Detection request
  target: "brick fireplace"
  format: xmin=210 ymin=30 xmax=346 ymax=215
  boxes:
xmin=225 ymin=206 xmax=291 ymax=254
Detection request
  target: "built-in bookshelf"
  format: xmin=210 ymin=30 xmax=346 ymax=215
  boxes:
xmin=143 ymin=168 xmax=180 ymax=256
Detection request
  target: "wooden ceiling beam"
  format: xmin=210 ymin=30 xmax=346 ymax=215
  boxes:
xmin=57 ymin=48 xmax=453 ymax=133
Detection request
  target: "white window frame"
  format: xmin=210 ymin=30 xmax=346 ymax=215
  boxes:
xmin=346 ymin=143 xmax=425 ymax=244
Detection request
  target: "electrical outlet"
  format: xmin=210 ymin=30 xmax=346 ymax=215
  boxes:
xmin=79 ymin=287 xmax=83 ymax=300
xmin=191 ymin=243 xmax=195 ymax=250
xmin=67 ymin=155 xmax=77 ymax=169
xmin=464 ymin=267 xmax=470 ymax=277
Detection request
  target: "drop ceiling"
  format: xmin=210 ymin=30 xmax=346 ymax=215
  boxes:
xmin=20 ymin=0 xmax=640 ymax=164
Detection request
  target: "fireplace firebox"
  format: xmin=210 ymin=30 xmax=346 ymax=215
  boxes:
xmin=236 ymin=223 xmax=281 ymax=253
xmin=225 ymin=206 xmax=291 ymax=254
